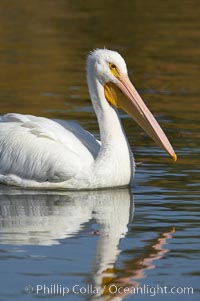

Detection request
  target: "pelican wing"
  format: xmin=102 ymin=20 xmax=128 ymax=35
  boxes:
xmin=0 ymin=113 xmax=100 ymax=184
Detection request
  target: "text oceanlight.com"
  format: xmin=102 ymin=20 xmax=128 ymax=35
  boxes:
xmin=24 ymin=283 xmax=194 ymax=297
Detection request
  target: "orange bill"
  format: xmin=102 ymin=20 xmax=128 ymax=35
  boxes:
xmin=104 ymin=74 xmax=177 ymax=161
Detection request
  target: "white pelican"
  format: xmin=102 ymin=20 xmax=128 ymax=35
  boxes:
xmin=0 ymin=49 xmax=176 ymax=189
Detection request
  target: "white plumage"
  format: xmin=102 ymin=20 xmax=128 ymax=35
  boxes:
xmin=0 ymin=49 xmax=176 ymax=189
xmin=0 ymin=113 xmax=102 ymax=187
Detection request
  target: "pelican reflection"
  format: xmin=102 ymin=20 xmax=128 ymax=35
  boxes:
xmin=0 ymin=187 xmax=132 ymax=246
xmin=0 ymin=187 xmax=174 ymax=301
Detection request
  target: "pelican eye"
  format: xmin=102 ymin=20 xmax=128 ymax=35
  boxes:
xmin=109 ymin=63 xmax=117 ymax=70
xmin=109 ymin=63 xmax=120 ymax=78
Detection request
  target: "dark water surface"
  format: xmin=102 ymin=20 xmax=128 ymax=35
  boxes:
xmin=0 ymin=1 xmax=199 ymax=300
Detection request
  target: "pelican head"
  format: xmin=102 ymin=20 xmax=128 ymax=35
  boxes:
xmin=87 ymin=49 xmax=177 ymax=161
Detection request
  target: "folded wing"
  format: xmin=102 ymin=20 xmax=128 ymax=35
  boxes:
xmin=0 ymin=113 xmax=100 ymax=183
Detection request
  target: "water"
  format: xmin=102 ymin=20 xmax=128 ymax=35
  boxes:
xmin=0 ymin=1 xmax=199 ymax=300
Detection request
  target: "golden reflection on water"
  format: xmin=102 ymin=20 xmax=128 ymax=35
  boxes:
xmin=0 ymin=0 xmax=199 ymax=116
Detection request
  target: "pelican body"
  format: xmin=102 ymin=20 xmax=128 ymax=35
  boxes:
xmin=0 ymin=49 xmax=176 ymax=189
